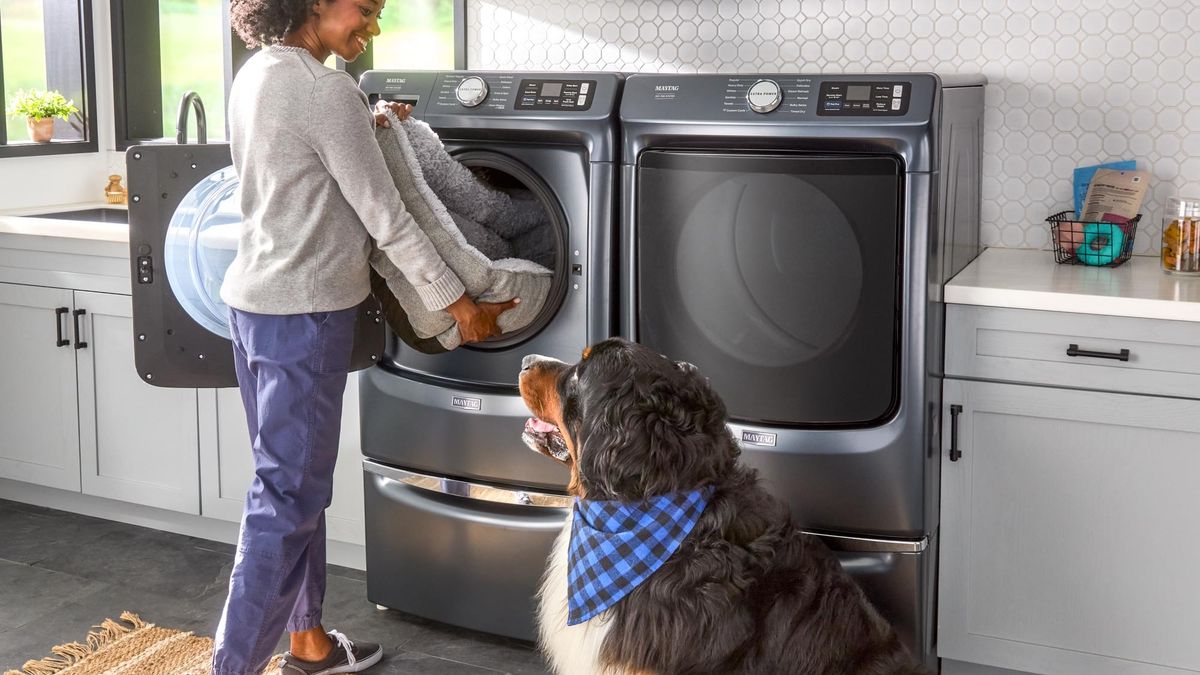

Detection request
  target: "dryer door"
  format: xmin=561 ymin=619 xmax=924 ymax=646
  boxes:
xmin=635 ymin=151 xmax=903 ymax=427
xmin=128 ymin=145 xmax=383 ymax=388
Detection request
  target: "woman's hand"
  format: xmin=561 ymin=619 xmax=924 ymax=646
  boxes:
xmin=445 ymin=294 xmax=521 ymax=344
xmin=374 ymin=101 xmax=414 ymax=128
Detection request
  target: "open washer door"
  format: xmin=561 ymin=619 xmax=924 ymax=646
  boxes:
xmin=127 ymin=144 xmax=384 ymax=388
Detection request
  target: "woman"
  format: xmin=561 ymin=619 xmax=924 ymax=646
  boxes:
xmin=216 ymin=1 xmax=514 ymax=673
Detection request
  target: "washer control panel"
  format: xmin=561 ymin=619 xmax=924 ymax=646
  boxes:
xmin=720 ymin=76 xmax=812 ymax=115
xmin=817 ymin=81 xmax=910 ymax=116
xmin=515 ymin=79 xmax=597 ymax=111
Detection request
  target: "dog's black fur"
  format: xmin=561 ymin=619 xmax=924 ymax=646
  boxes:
xmin=519 ymin=338 xmax=926 ymax=675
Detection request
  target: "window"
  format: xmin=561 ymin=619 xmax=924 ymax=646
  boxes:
xmin=372 ymin=0 xmax=457 ymax=69
xmin=330 ymin=0 xmax=465 ymax=82
xmin=0 ymin=0 xmax=98 ymax=157
xmin=111 ymin=0 xmax=227 ymax=148
xmin=112 ymin=0 xmax=465 ymax=149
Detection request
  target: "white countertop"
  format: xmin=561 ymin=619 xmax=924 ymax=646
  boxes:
xmin=0 ymin=202 xmax=128 ymax=244
xmin=946 ymin=248 xmax=1200 ymax=322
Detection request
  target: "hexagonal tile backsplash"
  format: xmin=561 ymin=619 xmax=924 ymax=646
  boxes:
xmin=468 ymin=0 xmax=1200 ymax=253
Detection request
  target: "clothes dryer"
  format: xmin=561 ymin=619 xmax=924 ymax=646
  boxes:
xmin=619 ymin=72 xmax=984 ymax=667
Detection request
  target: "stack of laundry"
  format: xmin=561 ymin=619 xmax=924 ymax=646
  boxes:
xmin=368 ymin=111 xmax=555 ymax=352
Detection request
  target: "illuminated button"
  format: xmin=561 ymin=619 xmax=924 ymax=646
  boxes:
xmin=578 ymin=95 xmax=587 ymax=105
xmin=891 ymin=98 xmax=902 ymax=110
xmin=824 ymin=100 xmax=842 ymax=110
xmin=580 ymin=83 xmax=590 ymax=93
xmin=893 ymin=85 xmax=904 ymax=97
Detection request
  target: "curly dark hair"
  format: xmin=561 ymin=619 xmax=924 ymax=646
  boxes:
xmin=230 ymin=0 xmax=326 ymax=49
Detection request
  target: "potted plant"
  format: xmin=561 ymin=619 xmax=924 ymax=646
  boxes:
xmin=5 ymin=89 xmax=79 ymax=143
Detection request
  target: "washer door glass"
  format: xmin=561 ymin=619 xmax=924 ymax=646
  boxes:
xmin=164 ymin=166 xmax=240 ymax=340
xmin=636 ymin=151 xmax=903 ymax=427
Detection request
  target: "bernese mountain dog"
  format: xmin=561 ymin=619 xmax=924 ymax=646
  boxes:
xmin=518 ymin=337 xmax=926 ymax=675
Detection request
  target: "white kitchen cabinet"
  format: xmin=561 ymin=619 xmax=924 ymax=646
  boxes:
xmin=199 ymin=374 xmax=366 ymax=545
xmin=0 ymin=282 xmax=201 ymax=511
xmin=0 ymin=226 xmax=365 ymax=565
xmin=0 ymin=282 xmax=81 ymax=491
xmin=75 ymin=291 xmax=200 ymax=514
xmin=938 ymin=378 xmax=1200 ymax=675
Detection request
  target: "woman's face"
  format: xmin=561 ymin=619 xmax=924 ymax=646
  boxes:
xmin=313 ymin=0 xmax=384 ymax=62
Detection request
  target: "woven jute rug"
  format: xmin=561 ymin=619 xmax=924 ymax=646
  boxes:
xmin=3 ymin=612 xmax=284 ymax=675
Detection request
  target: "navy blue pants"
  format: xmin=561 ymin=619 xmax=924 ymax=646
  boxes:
xmin=212 ymin=307 xmax=357 ymax=675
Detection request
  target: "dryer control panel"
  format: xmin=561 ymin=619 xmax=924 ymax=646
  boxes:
xmin=817 ymin=81 xmax=910 ymax=116
xmin=619 ymin=73 xmax=941 ymax=124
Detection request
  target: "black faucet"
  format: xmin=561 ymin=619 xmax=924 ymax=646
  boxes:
xmin=176 ymin=91 xmax=207 ymax=144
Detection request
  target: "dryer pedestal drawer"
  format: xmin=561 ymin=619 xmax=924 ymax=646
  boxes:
xmin=946 ymin=305 xmax=1200 ymax=398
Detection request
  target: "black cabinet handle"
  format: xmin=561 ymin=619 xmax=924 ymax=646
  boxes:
xmin=1066 ymin=343 xmax=1130 ymax=362
xmin=948 ymin=404 xmax=963 ymax=462
xmin=73 ymin=309 xmax=88 ymax=350
xmin=54 ymin=307 xmax=69 ymax=347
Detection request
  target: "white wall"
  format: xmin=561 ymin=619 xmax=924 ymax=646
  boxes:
xmin=468 ymin=0 xmax=1200 ymax=254
xmin=0 ymin=1 xmax=124 ymax=210
xmin=9 ymin=0 xmax=1200 ymax=252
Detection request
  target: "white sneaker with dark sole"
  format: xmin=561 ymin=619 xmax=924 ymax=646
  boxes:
xmin=278 ymin=630 xmax=383 ymax=675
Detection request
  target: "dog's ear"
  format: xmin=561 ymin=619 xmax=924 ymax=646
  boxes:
xmin=577 ymin=364 xmax=739 ymax=500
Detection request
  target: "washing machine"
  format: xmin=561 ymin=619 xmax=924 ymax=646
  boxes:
xmin=125 ymin=71 xmax=622 ymax=642
xmin=356 ymin=70 xmax=622 ymax=641
xmin=619 ymin=73 xmax=984 ymax=667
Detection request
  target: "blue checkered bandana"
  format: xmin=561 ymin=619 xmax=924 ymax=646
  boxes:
xmin=567 ymin=487 xmax=714 ymax=625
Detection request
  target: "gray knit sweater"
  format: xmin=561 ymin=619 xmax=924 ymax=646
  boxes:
xmin=220 ymin=45 xmax=465 ymax=314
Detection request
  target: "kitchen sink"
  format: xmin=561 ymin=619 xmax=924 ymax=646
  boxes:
xmin=28 ymin=207 xmax=128 ymax=224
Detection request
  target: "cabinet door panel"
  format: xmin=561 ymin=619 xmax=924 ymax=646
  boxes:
xmin=0 ymin=283 xmax=79 ymax=490
xmin=76 ymin=291 xmax=200 ymax=514
xmin=200 ymin=375 xmax=364 ymax=546
xmin=939 ymin=379 xmax=1200 ymax=674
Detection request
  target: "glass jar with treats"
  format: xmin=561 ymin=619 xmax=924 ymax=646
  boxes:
xmin=1161 ymin=197 xmax=1200 ymax=275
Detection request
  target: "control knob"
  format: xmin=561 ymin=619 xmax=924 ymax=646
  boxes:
xmin=455 ymin=76 xmax=489 ymax=107
xmin=747 ymin=79 xmax=782 ymax=114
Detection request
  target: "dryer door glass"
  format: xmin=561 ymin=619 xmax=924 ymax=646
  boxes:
xmin=163 ymin=166 xmax=241 ymax=340
xmin=636 ymin=151 xmax=902 ymax=427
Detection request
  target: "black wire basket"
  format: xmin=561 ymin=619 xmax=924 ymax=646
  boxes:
xmin=1047 ymin=211 xmax=1140 ymax=267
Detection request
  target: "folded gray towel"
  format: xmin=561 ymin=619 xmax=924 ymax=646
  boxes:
xmin=369 ymin=112 xmax=552 ymax=351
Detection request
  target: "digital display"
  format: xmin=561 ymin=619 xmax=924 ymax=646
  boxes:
xmin=516 ymin=78 xmax=597 ymax=111
xmin=846 ymin=85 xmax=871 ymax=101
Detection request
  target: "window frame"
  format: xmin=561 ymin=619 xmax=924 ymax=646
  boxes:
xmin=0 ymin=0 xmax=99 ymax=159
xmin=111 ymin=0 xmax=467 ymax=151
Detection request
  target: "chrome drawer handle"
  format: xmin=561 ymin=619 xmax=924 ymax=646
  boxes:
xmin=1066 ymin=344 xmax=1130 ymax=362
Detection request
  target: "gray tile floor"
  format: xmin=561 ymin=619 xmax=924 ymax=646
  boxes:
xmin=0 ymin=499 xmax=552 ymax=674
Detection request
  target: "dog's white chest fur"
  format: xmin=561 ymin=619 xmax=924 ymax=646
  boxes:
xmin=537 ymin=513 xmax=619 ymax=675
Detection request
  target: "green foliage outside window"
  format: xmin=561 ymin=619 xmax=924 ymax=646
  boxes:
xmin=373 ymin=0 xmax=455 ymax=69
xmin=1 ymin=0 xmax=49 ymax=142
xmin=160 ymin=0 xmax=227 ymax=140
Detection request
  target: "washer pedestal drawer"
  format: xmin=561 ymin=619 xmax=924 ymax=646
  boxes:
xmin=363 ymin=460 xmax=569 ymax=641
